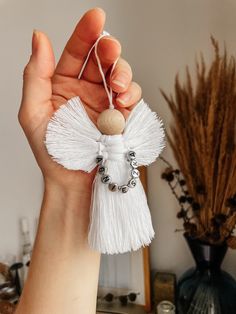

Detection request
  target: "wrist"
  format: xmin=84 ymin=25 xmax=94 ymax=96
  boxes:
xmin=44 ymin=180 xmax=91 ymax=206
xmin=43 ymin=174 xmax=92 ymax=209
xmin=41 ymin=178 xmax=92 ymax=237
xmin=17 ymin=173 xmax=100 ymax=314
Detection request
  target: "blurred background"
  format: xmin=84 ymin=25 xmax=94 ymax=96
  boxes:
xmin=1 ymin=0 xmax=236 ymax=279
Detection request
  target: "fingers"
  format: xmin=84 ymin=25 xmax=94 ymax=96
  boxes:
xmin=52 ymin=78 xmax=109 ymax=112
xmin=80 ymin=36 xmax=121 ymax=83
xmin=55 ymin=8 xmax=105 ymax=78
xmin=19 ymin=31 xmax=55 ymax=132
xmin=54 ymin=7 xmax=133 ymax=92
xmin=115 ymin=81 xmax=142 ymax=109
xmin=109 ymin=58 xmax=133 ymax=93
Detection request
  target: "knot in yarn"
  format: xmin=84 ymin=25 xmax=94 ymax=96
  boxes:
xmin=98 ymin=135 xmax=127 ymax=161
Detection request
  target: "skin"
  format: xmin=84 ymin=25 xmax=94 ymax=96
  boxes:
xmin=15 ymin=7 xmax=142 ymax=314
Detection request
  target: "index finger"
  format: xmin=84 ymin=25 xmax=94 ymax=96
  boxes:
xmin=55 ymin=8 xmax=105 ymax=78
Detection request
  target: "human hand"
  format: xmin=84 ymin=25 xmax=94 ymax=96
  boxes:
xmin=16 ymin=11 xmax=145 ymax=314
xmin=18 ymin=8 xmax=142 ymax=195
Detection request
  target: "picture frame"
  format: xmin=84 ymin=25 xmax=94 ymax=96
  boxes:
xmin=97 ymin=167 xmax=152 ymax=313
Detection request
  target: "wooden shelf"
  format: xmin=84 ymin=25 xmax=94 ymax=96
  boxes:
xmin=97 ymin=303 xmax=149 ymax=314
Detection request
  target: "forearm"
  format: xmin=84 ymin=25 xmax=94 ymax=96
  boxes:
xmin=15 ymin=182 xmax=100 ymax=314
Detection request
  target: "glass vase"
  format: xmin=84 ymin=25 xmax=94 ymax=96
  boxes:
xmin=177 ymin=234 xmax=236 ymax=313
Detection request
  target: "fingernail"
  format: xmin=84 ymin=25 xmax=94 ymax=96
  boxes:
xmin=117 ymin=93 xmax=131 ymax=106
xmin=32 ymin=29 xmax=39 ymax=54
xmin=112 ymin=74 xmax=128 ymax=89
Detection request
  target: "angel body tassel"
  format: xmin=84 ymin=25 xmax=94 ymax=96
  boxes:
xmin=45 ymin=32 xmax=165 ymax=254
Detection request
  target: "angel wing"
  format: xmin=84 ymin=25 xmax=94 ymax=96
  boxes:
xmin=45 ymin=96 xmax=101 ymax=172
xmin=123 ymin=99 xmax=165 ymax=166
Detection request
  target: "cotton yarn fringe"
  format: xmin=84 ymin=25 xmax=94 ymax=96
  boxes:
xmin=45 ymin=96 xmax=165 ymax=254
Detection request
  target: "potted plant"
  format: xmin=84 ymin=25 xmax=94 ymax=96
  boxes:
xmin=161 ymin=37 xmax=236 ymax=314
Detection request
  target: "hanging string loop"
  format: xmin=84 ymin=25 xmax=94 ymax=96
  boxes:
xmin=78 ymin=31 xmax=118 ymax=110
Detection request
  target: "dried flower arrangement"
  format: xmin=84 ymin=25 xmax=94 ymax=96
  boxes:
xmin=161 ymin=37 xmax=236 ymax=248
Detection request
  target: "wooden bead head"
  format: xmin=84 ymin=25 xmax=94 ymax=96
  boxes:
xmin=97 ymin=109 xmax=125 ymax=135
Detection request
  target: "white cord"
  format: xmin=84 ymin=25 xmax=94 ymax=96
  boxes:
xmin=78 ymin=31 xmax=118 ymax=110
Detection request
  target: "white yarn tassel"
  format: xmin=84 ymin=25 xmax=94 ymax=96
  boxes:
xmin=124 ymin=99 xmax=165 ymax=166
xmin=45 ymin=97 xmax=165 ymax=255
xmin=45 ymin=97 xmax=101 ymax=172
xmin=88 ymin=136 xmax=154 ymax=254
xmin=88 ymin=99 xmax=165 ymax=254
xmin=45 ymin=30 xmax=165 ymax=254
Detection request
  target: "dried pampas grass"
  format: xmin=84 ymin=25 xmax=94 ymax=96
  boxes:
xmin=161 ymin=37 xmax=236 ymax=247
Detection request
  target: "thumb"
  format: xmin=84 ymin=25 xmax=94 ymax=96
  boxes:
xmin=19 ymin=30 xmax=55 ymax=131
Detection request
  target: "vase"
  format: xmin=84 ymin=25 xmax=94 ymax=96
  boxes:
xmin=177 ymin=233 xmax=236 ymax=314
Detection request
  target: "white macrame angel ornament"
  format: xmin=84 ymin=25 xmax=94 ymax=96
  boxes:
xmin=45 ymin=32 xmax=165 ymax=254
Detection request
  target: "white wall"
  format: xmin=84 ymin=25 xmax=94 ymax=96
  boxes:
xmin=0 ymin=0 xmax=236 ymax=276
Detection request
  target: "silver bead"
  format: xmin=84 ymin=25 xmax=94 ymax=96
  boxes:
xmin=98 ymin=165 xmax=107 ymax=174
xmin=96 ymin=155 xmax=103 ymax=164
xmin=101 ymin=174 xmax=111 ymax=184
xmin=120 ymin=185 xmax=129 ymax=193
xmin=131 ymin=169 xmax=140 ymax=178
xmin=109 ymin=183 xmax=118 ymax=192
xmin=128 ymin=178 xmax=137 ymax=188
xmin=127 ymin=151 xmax=136 ymax=161
xmin=130 ymin=160 xmax=138 ymax=168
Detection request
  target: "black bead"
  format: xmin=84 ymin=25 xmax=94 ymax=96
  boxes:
xmin=96 ymin=155 xmax=103 ymax=164
xmin=130 ymin=160 xmax=138 ymax=168
xmin=98 ymin=165 xmax=106 ymax=174
xmin=101 ymin=174 xmax=111 ymax=184
xmin=179 ymin=179 xmax=186 ymax=186
xmin=128 ymin=178 xmax=137 ymax=188
xmin=131 ymin=169 xmax=140 ymax=178
xmin=109 ymin=183 xmax=118 ymax=192
xmin=120 ymin=185 xmax=129 ymax=193
xmin=127 ymin=151 xmax=136 ymax=161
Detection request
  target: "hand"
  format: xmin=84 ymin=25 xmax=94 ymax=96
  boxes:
xmin=16 ymin=10 xmax=144 ymax=314
xmin=18 ymin=8 xmax=142 ymax=195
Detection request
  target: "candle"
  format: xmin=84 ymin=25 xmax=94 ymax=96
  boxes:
xmin=157 ymin=300 xmax=175 ymax=314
